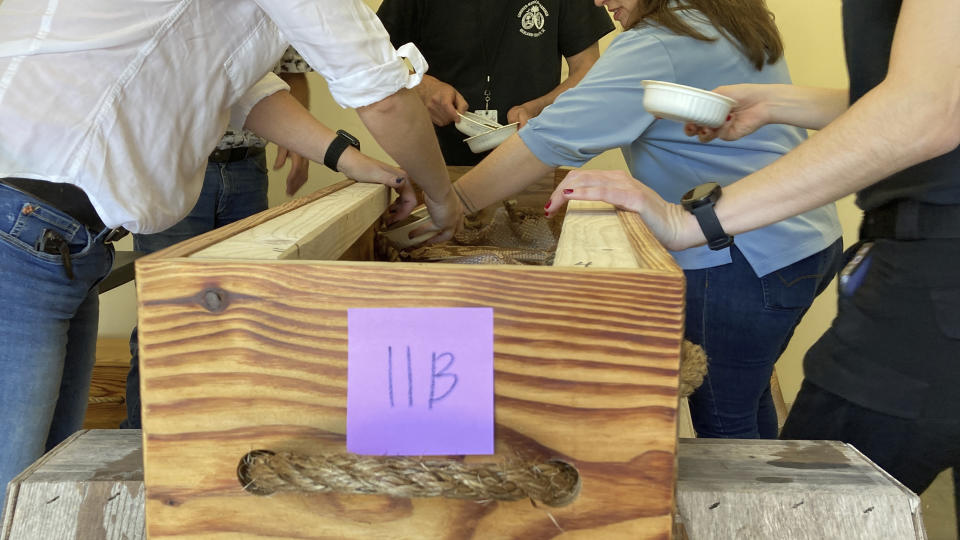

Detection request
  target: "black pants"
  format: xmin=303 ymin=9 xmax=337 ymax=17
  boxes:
xmin=781 ymin=237 xmax=960 ymax=533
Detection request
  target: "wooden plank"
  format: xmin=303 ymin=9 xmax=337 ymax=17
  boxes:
xmin=554 ymin=201 xmax=680 ymax=273
xmin=554 ymin=200 xmax=693 ymax=439
xmin=189 ymin=182 xmax=388 ymax=261
xmin=676 ymin=439 xmax=926 ymax=539
xmin=136 ymin=259 xmax=685 ymax=539
xmin=137 ymin=179 xmax=356 ymax=261
xmin=1 ymin=430 xmax=145 ymax=540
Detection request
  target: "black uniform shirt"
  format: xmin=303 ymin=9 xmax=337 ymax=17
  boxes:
xmin=378 ymin=0 xmax=613 ymax=165
xmin=845 ymin=0 xmax=960 ymax=210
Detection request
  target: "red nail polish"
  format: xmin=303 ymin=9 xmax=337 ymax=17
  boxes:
xmin=544 ymin=200 xmax=552 ymax=210
xmin=563 ymin=189 xmax=573 ymax=195
xmin=726 ymin=114 xmax=732 ymax=121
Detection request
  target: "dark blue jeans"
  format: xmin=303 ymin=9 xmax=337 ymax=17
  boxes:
xmin=121 ymin=153 xmax=268 ymax=429
xmin=0 ymin=184 xmax=114 ymax=492
xmin=685 ymin=240 xmax=843 ymax=438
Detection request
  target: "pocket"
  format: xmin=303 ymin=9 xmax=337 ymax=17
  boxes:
xmin=761 ymin=269 xmax=821 ymax=310
xmin=761 ymin=253 xmax=833 ymax=312
xmin=930 ymin=288 xmax=960 ymax=340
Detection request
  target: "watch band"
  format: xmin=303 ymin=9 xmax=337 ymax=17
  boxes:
xmin=691 ymin=204 xmax=734 ymax=250
xmin=323 ymin=130 xmax=360 ymax=172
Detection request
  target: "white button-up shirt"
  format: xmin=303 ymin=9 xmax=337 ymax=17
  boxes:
xmin=0 ymin=0 xmax=426 ymax=233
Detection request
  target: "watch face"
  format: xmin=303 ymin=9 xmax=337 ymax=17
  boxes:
xmin=683 ymin=182 xmax=721 ymax=209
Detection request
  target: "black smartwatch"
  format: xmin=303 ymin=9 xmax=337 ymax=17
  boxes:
xmin=323 ymin=129 xmax=361 ymax=172
xmin=681 ymin=182 xmax=734 ymax=251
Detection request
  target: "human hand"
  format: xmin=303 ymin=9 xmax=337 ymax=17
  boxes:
xmin=336 ymin=148 xmax=419 ymax=224
xmin=544 ymin=169 xmax=698 ymax=251
xmin=414 ymin=75 xmax=469 ymax=127
xmin=506 ymin=102 xmax=539 ymax=127
xmin=274 ymin=146 xmax=309 ymax=196
xmin=417 ymin=186 xmax=464 ymax=245
xmin=683 ymin=84 xmax=772 ymax=143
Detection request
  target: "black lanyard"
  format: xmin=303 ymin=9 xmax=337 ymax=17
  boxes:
xmin=475 ymin=1 xmax=513 ymax=111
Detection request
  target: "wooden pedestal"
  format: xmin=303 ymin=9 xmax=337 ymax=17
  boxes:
xmin=3 ymin=432 xmax=927 ymax=540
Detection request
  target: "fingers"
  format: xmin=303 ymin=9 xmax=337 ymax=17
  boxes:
xmin=454 ymin=92 xmax=469 ymax=114
xmin=684 ymin=122 xmax=720 ymax=142
xmin=516 ymin=108 xmax=530 ymax=128
xmin=386 ymin=178 xmax=417 ymax=224
xmin=274 ymin=147 xmax=289 ymax=170
xmin=543 ymin=169 xmax=641 ymax=217
xmin=507 ymin=105 xmax=531 ymax=127
xmin=284 ymin=154 xmax=309 ymax=196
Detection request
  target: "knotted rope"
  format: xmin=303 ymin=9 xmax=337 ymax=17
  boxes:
xmin=237 ymin=450 xmax=580 ymax=507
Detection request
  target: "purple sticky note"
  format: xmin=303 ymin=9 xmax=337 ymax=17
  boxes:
xmin=347 ymin=307 xmax=494 ymax=456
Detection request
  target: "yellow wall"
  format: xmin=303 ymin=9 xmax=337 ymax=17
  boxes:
xmin=98 ymin=0 xmax=855 ymax=406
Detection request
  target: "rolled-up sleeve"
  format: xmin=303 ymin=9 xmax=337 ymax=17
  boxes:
xmin=229 ymin=71 xmax=290 ymax=130
xmin=254 ymin=0 xmax=426 ymax=108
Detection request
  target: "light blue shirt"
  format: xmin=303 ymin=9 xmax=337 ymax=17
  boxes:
xmin=520 ymin=13 xmax=842 ymax=277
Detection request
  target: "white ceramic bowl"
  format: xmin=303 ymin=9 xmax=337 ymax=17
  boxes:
xmin=464 ymin=122 xmax=519 ymax=153
xmin=641 ymin=80 xmax=736 ymax=128
xmin=454 ymin=113 xmax=495 ymax=137
xmin=382 ymin=207 xmax=436 ymax=249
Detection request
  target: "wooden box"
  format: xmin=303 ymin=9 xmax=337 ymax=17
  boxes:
xmin=135 ymin=172 xmax=685 ymax=539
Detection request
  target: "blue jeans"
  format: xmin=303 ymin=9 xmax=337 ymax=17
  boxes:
xmin=121 ymin=152 xmax=268 ymax=429
xmin=0 ymin=184 xmax=114 ymax=493
xmin=685 ymin=240 xmax=843 ymax=438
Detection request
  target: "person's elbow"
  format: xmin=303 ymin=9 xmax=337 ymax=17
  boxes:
xmin=891 ymin=79 xmax=960 ymax=161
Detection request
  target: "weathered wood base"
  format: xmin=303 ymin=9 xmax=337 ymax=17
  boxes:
xmin=2 ymin=430 xmax=144 ymax=540
xmin=2 ymin=431 xmax=926 ymax=540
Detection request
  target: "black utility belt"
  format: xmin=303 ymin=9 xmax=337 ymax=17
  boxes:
xmin=0 ymin=177 xmax=127 ymax=242
xmin=208 ymin=145 xmax=265 ymax=163
xmin=860 ymin=199 xmax=960 ymax=240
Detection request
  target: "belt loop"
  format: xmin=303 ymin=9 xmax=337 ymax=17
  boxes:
xmin=894 ymin=200 xmax=921 ymax=240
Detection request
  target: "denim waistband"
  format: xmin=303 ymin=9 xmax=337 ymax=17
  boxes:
xmin=0 ymin=183 xmax=93 ymax=249
xmin=0 ymin=178 xmax=127 ymax=242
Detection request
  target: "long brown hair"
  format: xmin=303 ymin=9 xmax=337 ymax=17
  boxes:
xmin=636 ymin=0 xmax=783 ymax=70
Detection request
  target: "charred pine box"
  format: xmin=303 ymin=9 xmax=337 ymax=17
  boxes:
xmin=135 ymin=169 xmax=685 ymax=539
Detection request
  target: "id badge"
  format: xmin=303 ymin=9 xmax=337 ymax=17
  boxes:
xmin=839 ymin=242 xmax=873 ymax=296
xmin=472 ymin=109 xmax=499 ymax=124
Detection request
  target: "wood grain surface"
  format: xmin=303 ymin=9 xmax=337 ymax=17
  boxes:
xmin=137 ymin=261 xmax=683 ymax=539
xmin=189 ymin=183 xmax=388 ymax=261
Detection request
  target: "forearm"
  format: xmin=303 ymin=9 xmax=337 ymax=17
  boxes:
xmin=758 ymin=85 xmax=849 ymax=131
xmin=242 ymin=90 xmax=336 ymax=163
xmin=453 ymin=134 xmax=553 ymax=212
xmin=521 ymin=44 xmax=600 ymax=116
xmin=713 ymin=78 xmax=960 ymax=243
xmin=357 ymin=87 xmax=451 ymax=200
